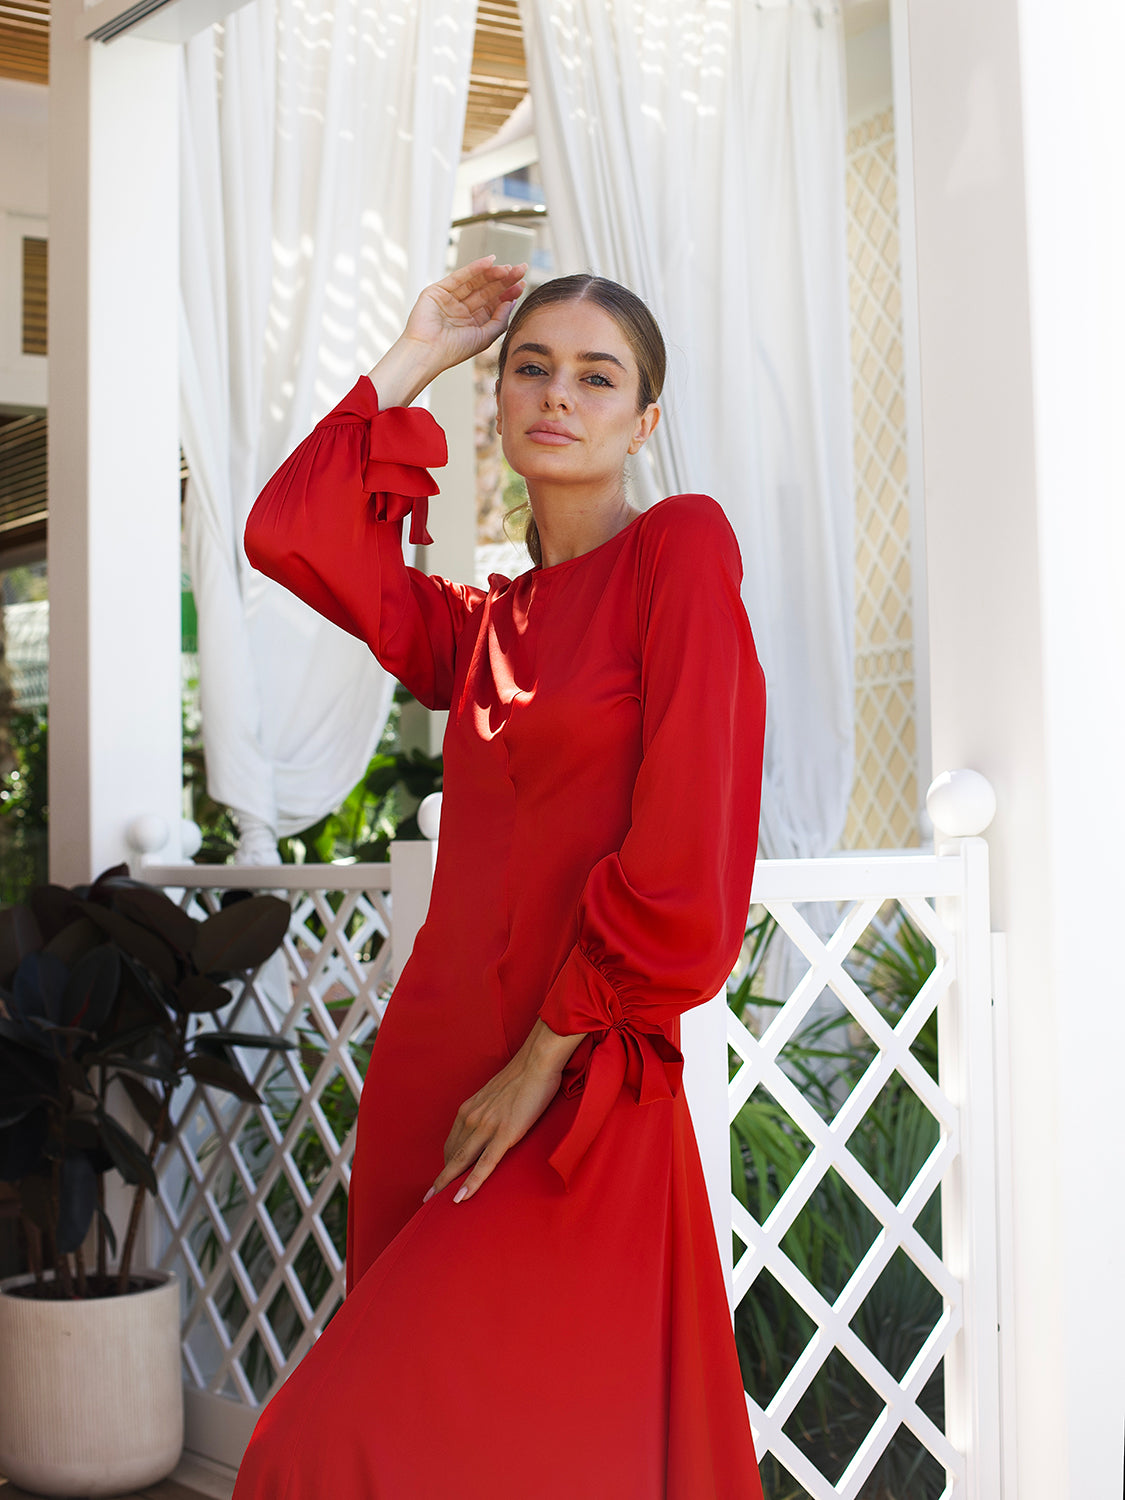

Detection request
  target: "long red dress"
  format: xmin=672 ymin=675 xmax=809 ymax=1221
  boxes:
xmin=233 ymin=376 xmax=767 ymax=1499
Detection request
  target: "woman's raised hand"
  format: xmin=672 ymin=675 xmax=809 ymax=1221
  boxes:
xmin=367 ymin=257 xmax=526 ymax=409
xmin=404 ymin=257 xmax=527 ymax=367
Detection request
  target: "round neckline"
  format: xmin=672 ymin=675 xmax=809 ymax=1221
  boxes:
xmin=530 ymin=505 xmax=649 ymax=580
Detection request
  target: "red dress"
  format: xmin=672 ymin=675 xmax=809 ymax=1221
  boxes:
xmin=234 ymin=376 xmax=767 ymax=1499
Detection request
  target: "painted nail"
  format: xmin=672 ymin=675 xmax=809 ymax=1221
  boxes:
xmin=422 ymin=1187 xmax=434 ymax=1204
xmin=453 ymin=1185 xmax=467 ymax=1204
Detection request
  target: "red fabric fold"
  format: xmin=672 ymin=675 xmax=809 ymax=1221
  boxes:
xmin=357 ymin=401 xmax=446 ymax=546
xmin=548 ymin=1022 xmax=684 ymax=1190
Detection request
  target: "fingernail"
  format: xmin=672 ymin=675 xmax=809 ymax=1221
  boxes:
xmin=453 ymin=1185 xmax=467 ymax=1204
xmin=422 ymin=1187 xmax=434 ymax=1204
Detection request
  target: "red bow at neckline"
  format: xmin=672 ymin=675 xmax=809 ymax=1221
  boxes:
xmin=548 ymin=1022 xmax=684 ymax=1190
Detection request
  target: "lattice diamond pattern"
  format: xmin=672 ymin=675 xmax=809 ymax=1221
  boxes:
xmin=730 ymin=891 xmax=961 ymax=1499
xmin=844 ymin=106 xmax=921 ymax=850
xmin=145 ymin=854 xmax=991 ymax=1497
xmin=149 ymin=877 xmax=393 ymax=1404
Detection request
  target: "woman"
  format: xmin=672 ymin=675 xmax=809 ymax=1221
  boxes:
xmin=234 ymin=258 xmax=766 ymax=1499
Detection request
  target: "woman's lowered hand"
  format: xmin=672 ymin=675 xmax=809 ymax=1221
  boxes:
xmin=368 ymin=257 xmax=527 ymax=409
xmin=425 ymin=1019 xmax=584 ymax=1206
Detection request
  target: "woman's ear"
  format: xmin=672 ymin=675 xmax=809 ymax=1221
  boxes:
xmin=628 ymin=403 xmax=660 ymax=456
xmin=494 ymin=377 xmax=502 ymax=436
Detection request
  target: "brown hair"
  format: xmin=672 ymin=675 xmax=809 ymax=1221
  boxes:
xmin=496 ymin=275 xmax=666 ymax=567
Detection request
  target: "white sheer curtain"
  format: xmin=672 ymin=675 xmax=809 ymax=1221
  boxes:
xmin=520 ymin=0 xmax=855 ymax=860
xmin=180 ymin=0 xmax=477 ymax=862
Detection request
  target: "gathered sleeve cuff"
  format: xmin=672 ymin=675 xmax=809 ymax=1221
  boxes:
xmin=245 ymin=377 xmax=485 ymax=710
xmin=321 ymin=383 xmax=445 ymax=545
xmin=543 ymin=949 xmax=685 ymax=1189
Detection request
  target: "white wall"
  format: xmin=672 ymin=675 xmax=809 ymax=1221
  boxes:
xmin=1015 ymin=0 xmax=1125 ymax=1493
xmin=845 ymin=17 xmax=893 ymax=125
xmin=48 ymin=7 xmax=184 ymax=883
xmin=904 ymin=0 xmax=1125 ymax=1493
xmin=0 ymin=79 xmax=48 ymax=410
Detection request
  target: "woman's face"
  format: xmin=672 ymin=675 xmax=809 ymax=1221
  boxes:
xmin=496 ymin=301 xmax=659 ymax=489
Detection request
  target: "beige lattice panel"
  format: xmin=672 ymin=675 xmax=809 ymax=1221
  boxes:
xmin=843 ymin=107 xmax=920 ymax=850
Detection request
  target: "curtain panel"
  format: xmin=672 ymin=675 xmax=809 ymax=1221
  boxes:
xmin=520 ymin=0 xmax=855 ymax=859
xmin=180 ymin=0 xmax=478 ymax=859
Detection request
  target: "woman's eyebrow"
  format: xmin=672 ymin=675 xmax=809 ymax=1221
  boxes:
xmin=513 ymin=342 xmax=627 ymax=372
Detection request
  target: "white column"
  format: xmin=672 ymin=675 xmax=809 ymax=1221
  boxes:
xmin=1013 ymin=2 xmax=1125 ymax=1494
xmin=47 ymin=6 xmax=182 ymax=884
xmin=903 ymin=1 xmax=1125 ymax=1495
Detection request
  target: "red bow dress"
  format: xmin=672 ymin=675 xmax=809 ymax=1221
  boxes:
xmin=234 ymin=376 xmax=767 ymax=1500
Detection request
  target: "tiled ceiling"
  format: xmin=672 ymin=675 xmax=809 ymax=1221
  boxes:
xmin=0 ymin=0 xmax=529 ymax=151
xmin=0 ymin=0 xmax=48 ymax=85
xmin=463 ymin=0 xmax=527 ymax=151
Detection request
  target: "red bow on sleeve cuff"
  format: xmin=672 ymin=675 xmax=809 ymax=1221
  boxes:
xmin=360 ymin=404 xmax=447 ymax=547
xmin=548 ymin=1020 xmax=684 ymax=1190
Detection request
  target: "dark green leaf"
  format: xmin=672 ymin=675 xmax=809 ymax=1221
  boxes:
xmin=57 ymin=1152 xmax=98 ymax=1253
xmin=61 ymin=1058 xmax=94 ymax=1095
xmin=29 ymin=884 xmax=85 ymax=944
xmin=191 ymin=895 xmax=289 ymax=976
xmin=362 ymin=755 xmax=401 ymax=798
xmin=206 ymin=1029 xmax=296 ymax=1051
xmin=64 ymin=1115 xmax=100 ymax=1151
xmin=78 ymin=902 xmax=178 ymax=987
xmin=0 ymin=1107 xmax=48 ymax=1180
xmin=101 ymin=1053 xmax=179 ymax=1086
xmin=42 ymin=914 xmax=103 ymax=968
xmin=174 ymin=974 xmax=235 ymax=1015
xmin=0 ymin=1020 xmax=56 ymax=1080
xmin=95 ymin=1109 xmax=157 ymax=1194
xmin=185 ymin=1052 xmax=261 ymax=1105
xmin=0 ymin=904 xmax=42 ymax=987
xmin=12 ymin=951 xmax=69 ymax=1025
xmin=62 ymin=944 xmax=120 ymax=1031
xmin=86 ymin=863 xmax=133 ymax=897
xmin=111 ymin=886 xmax=199 ymax=955
xmin=118 ymin=1074 xmax=172 ymax=1143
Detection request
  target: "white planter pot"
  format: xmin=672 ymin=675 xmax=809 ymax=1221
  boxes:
xmin=0 ymin=1270 xmax=184 ymax=1497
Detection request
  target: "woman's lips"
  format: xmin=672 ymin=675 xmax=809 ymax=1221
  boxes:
xmin=526 ymin=427 xmax=578 ymax=445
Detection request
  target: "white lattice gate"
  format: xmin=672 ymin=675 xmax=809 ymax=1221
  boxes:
xmin=724 ymin=837 xmax=1002 ymax=1499
xmin=140 ymin=827 xmax=1002 ymax=1495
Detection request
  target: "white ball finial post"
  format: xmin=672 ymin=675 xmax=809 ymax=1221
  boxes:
xmin=180 ymin=819 xmax=203 ymax=860
xmin=416 ymin=793 xmax=442 ymax=842
xmin=925 ymin=769 xmax=997 ymax=838
xmin=125 ymin=813 xmax=169 ymax=857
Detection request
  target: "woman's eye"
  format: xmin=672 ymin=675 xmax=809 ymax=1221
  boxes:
xmin=515 ymin=362 xmax=547 ymax=377
xmin=584 ymin=373 xmax=613 ymax=387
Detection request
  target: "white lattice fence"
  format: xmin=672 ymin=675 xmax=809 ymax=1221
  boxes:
xmin=138 ymin=866 xmax=395 ymax=1411
xmin=732 ymin=844 xmax=1000 ymax=1499
xmin=138 ymin=830 xmax=1001 ymax=1495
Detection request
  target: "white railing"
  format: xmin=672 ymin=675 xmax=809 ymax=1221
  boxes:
xmin=137 ymin=773 xmax=1003 ymax=1495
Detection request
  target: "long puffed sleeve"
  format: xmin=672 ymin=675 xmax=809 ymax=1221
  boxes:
xmin=244 ymin=376 xmax=485 ymax=711
xmin=540 ymin=495 xmax=766 ymax=1186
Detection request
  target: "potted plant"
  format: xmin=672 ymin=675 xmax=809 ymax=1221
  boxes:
xmin=0 ymin=863 xmax=292 ymax=1497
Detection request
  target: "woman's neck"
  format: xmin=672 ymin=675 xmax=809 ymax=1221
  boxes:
xmin=528 ymin=478 xmax=637 ymax=568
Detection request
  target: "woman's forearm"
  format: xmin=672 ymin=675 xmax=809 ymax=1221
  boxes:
xmin=523 ymin=1017 xmax=586 ymax=1075
xmin=365 ymin=336 xmax=446 ymax=410
xmin=366 ymin=259 xmax=526 ymax=410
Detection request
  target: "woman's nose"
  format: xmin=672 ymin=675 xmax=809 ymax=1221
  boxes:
xmin=542 ymin=374 xmax=571 ymax=410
